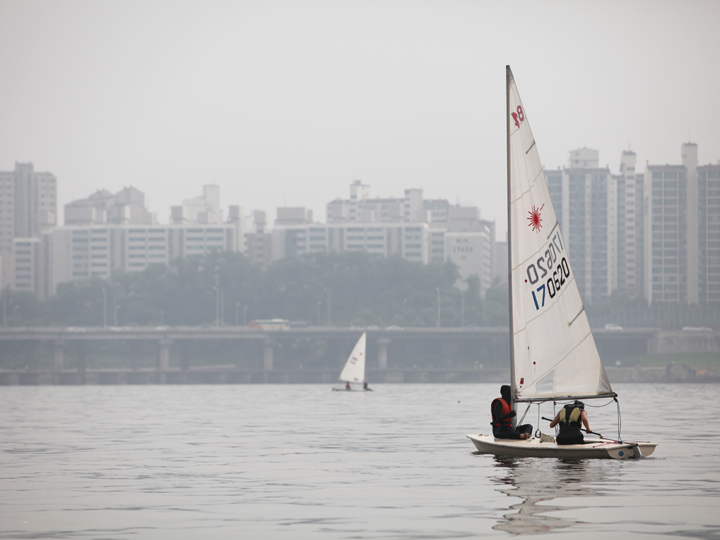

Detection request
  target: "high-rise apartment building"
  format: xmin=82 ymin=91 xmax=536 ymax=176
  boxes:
xmin=616 ymin=151 xmax=644 ymax=300
xmin=644 ymin=159 xmax=688 ymax=303
xmin=0 ymin=163 xmax=56 ymax=289
xmin=546 ymin=149 xmax=615 ymax=304
xmin=645 ymin=143 xmax=720 ymax=304
xmin=697 ymin=161 xmax=720 ymax=303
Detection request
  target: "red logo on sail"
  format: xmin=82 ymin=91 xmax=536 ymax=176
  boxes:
xmin=527 ymin=204 xmax=544 ymax=232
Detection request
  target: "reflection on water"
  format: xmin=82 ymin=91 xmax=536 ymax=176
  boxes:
xmin=489 ymin=456 xmax=605 ymax=535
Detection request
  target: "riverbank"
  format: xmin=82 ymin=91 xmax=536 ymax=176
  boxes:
xmin=1 ymin=363 xmax=718 ymax=385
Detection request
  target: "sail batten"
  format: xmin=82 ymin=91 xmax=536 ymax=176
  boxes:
xmin=506 ymin=65 xmax=612 ymax=401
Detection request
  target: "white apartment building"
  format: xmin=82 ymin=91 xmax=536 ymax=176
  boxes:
xmin=272 ymin=222 xmax=430 ymax=264
xmin=12 ymin=237 xmax=41 ymax=296
xmin=19 ymin=223 xmax=240 ymax=300
xmin=444 ymin=230 xmax=493 ymax=292
xmin=323 ymin=182 xmax=497 ymax=288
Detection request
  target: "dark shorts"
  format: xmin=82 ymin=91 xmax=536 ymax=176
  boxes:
xmin=493 ymin=424 xmax=533 ymax=440
xmin=557 ymin=434 xmax=584 ymax=445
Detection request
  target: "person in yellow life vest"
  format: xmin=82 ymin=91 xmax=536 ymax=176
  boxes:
xmin=549 ymin=401 xmax=592 ymax=445
xmin=491 ymin=385 xmax=533 ymax=440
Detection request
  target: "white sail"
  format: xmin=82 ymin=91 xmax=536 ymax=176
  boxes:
xmin=339 ymin=333 xmax=366 ymax=383
xmin=506 ymin=66 xmax=613 ymax=402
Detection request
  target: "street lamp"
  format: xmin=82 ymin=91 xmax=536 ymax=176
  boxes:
xmin=325 ymin=288 xmax=332 ymax=326
xmin=219 ymin=288 xmax=224 ymax=326
xmin=435 ymin=288 xmax=440 ymax=328
xmin=102 ymin=287 xmax=107 ymax=328
xmin=110 ymin=283 xmax=119 ymax=327
xmin=235 ymin=302 xmax=240 ymax=326
xmin=212 ymin=286 xmax=220 ymax=327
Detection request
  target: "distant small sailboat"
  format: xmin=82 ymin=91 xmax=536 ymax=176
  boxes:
xmin=332 ymin=333 xmax=371 ymax=392
xmin=466 ymin=66 xmax=656 ymax=459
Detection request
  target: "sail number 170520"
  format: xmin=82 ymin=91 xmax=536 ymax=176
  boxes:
xmin=525 ymin=232 xmax=571 ymax=310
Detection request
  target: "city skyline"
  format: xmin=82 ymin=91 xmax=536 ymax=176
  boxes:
xmin=1 ymin=0 xmax=719 ymax=233
xmin=52 ymin=140 xmax=719 ymax=230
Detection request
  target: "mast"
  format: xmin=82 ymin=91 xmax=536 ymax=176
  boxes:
xmin=506 ymin=65 xmax=516 ymax=417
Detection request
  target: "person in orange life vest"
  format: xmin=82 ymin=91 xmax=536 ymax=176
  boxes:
xmin=549 ymin=400 xmax=591 ymax=445
xmin=345 ymin=381 xmax=351 ymax=390
xmin=491 ymin=385 xmax=533 ymax=440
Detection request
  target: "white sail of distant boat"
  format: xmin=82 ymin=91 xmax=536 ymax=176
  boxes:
xmin=333 ymin=333 xmax=370 ymax=391
xmin=466 ymin=66 xmax=656 ymax=459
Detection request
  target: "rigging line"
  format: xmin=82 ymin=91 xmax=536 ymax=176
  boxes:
xmin=508 ymin=169 xmax=545 ymax=205
xmin=583 ymin=398 xmax=616 ymax=408
xmin=518 ymin=402 xmax=532 ymax=425
xmin=568 ymin=304 xmax=586 ymax=326
xmin=545 ymin=221 xmax=559 ymax=242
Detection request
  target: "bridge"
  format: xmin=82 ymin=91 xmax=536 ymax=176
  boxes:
xmin=0 ymin=325 xmax=688 ymax=385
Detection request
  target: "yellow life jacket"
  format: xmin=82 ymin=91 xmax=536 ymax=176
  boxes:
xmin=559 ymin=405 xmax=582 ymax=427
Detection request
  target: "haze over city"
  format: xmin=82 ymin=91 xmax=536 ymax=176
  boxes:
xmin=1 ymin=0 xmax=719 ymax=233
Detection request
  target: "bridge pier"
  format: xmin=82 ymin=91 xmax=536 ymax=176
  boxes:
xmin=53 ymin=340 xmax=64 ymax=370
xmin=22 ymin=342 xmax=39 ymax=372
xmin=75 ymin=341 xmax=87 ymax=384
xmin=263 ymin=340 xmax=274 ymax=371
xmin=377 ymin=337 xmax=390 ymax=370
xmin=157 ymin=339 xmax=172 ymax=370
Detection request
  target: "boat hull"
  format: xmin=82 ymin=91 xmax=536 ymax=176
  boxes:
xmin=467 ymin=434 xmax=657 ymax=460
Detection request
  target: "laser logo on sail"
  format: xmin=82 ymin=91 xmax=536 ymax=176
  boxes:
xmin=527 ymin=204 xmax=544 ymax=231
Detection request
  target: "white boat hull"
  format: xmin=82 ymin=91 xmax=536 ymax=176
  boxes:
xmin=467 ymin=434 xmax=657 ymax=460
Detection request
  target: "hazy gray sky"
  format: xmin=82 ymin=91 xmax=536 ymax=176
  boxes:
xmin=1 ymin=0 xmax=718 ymax=233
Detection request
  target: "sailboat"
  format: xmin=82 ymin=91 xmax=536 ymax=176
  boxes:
xmin=332 ymin=333 xmax=371 ymax=391
xmin=466 ymin=67 xmax=656 ymax=459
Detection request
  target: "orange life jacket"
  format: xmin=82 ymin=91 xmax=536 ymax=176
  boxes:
xmin=491 ymin=398 xmax=513 ymax=427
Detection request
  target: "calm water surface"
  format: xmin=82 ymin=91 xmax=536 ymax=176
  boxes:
xmin=1 ymin=383 xmax=719 ymax=539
